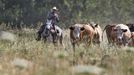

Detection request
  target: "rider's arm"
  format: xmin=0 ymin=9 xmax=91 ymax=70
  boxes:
xmin=55 ymin=14 xmax=59 ymax=22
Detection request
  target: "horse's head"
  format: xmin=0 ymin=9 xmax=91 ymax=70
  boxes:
xmin=46 ymin=20 xmax=52 ymax=29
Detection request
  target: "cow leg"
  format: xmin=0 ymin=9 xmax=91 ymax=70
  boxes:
xmin=90 ymin=38 xmax=93 ymax=46
xmin=122 ymin=37 xmax=129 ymax=46
xmin=72 ymin=42 xmax=76 ymax=65
xmin=111 ymin=37 xmax=116 ymax=46
xmin=86 ymin=37 xmax=92 ymax=47
xmin=122 ymin=38 xmax=125 ymax=46
xmin=108 ymin=38 xmax=112 ymax=45
xmin=89 ymin=34 xmax=94 ymax=46
xmin=72 ymin=43 xmax=75 ymax=52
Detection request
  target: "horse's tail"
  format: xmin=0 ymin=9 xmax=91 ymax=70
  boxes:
xmin=60 ymin=32 xmax=63 ymax=45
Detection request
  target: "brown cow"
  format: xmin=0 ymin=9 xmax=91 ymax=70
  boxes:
xmin=124 ymin=24 xmax=134 ymax=46
xmin=102 ymin=24 xmax=116 ymax=44
xmin=128 ymin=32 xmax=134 ymax=47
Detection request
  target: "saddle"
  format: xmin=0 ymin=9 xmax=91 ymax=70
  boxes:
xmin=50 ymin=26 xmax=56 ymax=33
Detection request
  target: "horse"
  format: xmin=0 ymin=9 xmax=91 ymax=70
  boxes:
xmin=41 ymin=24 xmax=63 ymax=45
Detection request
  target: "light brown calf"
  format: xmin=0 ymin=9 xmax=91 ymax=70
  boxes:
xmin=70 ymin=23 xmax=103 ymax=49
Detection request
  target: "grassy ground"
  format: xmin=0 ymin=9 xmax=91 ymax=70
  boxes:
xmin=0 ymin=29 xmax=134 ymax=75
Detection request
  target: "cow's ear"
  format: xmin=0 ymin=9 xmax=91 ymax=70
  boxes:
xmin=81 ymin=27 xmax=85 ymax=31
xmin=69 ymin=26 xmax=74 ymax=30
xmin=122 ymin=29 xmax=127 ymax=32
xmin=94 ymin=24 xmax=98 ymax=27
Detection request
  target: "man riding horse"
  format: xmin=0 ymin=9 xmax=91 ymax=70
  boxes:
xmin=36 ymin=6 xmax=59 ymax=41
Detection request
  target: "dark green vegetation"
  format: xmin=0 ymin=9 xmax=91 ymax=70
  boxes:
xmin=0 ymin=0 xmax=134 ymax=29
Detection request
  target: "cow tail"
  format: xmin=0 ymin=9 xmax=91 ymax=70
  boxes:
xmin=102 ymin=26 xmax=107 ymax=41
xmin=102 ymin=25 xmax=108 ymax=41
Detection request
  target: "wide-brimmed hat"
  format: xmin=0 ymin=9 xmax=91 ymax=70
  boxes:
xmin=52 ymin=6 xmax=58 ymax=10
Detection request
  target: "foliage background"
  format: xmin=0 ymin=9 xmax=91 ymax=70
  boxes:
xmin=0 ymin=0 xmax=134 ymax=28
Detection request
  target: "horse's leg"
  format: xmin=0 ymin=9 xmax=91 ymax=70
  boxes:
xmin=60 ymin=34 xmax=63 ymax=45
xmin=52 ymin=34 xmax=57 ymax=46
xmin=43 ymin=36 xmax=47 ymax=43
xmin=52 ymin=34 xmax=55 ymax=43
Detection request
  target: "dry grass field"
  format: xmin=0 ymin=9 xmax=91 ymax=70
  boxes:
xmin=0 ymin=28 xmax=134 ymax=75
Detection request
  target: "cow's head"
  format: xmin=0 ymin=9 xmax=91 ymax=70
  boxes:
xmin=69 ymin=26 xmax=84 ymax=39
xmin=114 ymin=26 xmax=127 ymax=43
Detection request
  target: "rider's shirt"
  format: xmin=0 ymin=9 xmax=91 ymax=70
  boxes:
xmin=47 ymin=11 xmax=59 ymax=25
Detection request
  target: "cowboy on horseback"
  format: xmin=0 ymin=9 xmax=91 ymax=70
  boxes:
xmin=36 ymin=6 xmax=59 ymax=41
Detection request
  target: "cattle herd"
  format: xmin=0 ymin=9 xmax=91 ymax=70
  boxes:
xmin=37 ymin=22 xmax=134 ymax=49
xmin=69 ymin=23 xmax=134 ymax=49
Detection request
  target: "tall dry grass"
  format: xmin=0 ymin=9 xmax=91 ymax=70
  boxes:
xmin=0 ymin=28 xmax=134 ymax=75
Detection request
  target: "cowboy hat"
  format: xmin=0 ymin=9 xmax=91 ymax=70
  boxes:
xmin=52 ymin=6 xmax=58 ymax=10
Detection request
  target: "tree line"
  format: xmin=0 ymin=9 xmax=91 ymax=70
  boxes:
xmin=0 ymin=0 xmax=134 ymax=29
